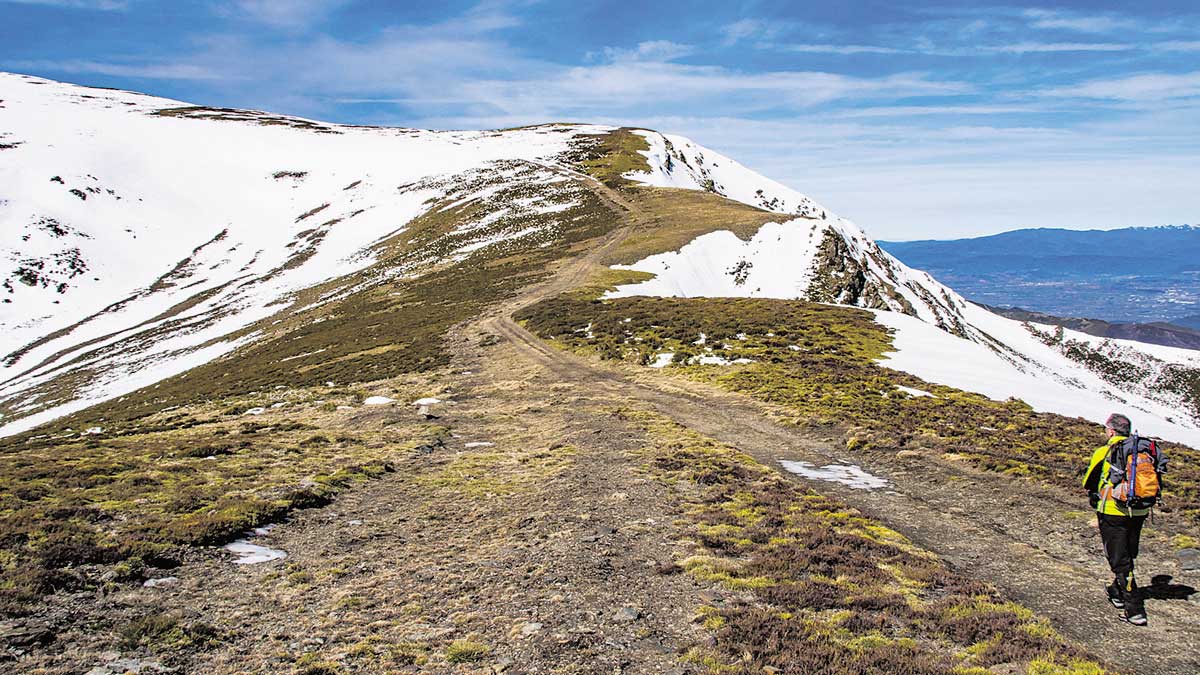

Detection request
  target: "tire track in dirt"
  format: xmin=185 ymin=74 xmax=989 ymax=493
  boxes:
xmin=475 ymin=176 xmax=1200 ymax=674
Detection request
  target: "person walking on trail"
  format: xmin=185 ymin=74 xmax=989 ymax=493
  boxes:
xmin=1082 ymin=412 xmax=1160 ymax=626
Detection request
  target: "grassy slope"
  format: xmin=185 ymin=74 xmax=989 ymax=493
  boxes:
xmin=516 ymin=294 xmax=1200 ymax=530
xmin=631 ymin=409 xmax=1106 ymax=675
xmin=0 ymin=145 xmax=624 ymax=615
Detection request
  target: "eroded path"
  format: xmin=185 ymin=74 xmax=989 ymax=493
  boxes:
xmin=461 ymin=192 xmax=1200 ymax=673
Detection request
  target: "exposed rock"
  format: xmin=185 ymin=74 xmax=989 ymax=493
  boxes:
xmin=1178 ymin=548 xmax=1200 ymax=571
xmin=612 ymin=607 xmax=641 ymax=623
xmin=1 ymin=622 xmax=54 ymax=647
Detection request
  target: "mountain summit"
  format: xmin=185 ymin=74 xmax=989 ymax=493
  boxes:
xmin=2 ymin=72 xmax=1199 ymax=445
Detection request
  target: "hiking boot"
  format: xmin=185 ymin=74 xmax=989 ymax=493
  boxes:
xmin=1106 ymin=584 xmax=1125 ymax=609
xmin=1120 ymin=611 xmax=1148 ymax=626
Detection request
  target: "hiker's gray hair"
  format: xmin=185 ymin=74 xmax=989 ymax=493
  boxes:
xmin=1105 ymin=413 xmax=1131 ymax=435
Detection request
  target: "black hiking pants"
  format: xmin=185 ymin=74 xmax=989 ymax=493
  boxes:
xmin=1098 ymin=512 xmax=1147 ymax=613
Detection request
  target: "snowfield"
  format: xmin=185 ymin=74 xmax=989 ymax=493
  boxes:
xmin=0 ymin=73 xmax=606 ymax=436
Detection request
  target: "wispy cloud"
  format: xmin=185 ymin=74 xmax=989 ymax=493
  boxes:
xmin=596 ymin=40 xmax=694 ymax=63
xmin=1044 ymin=71 xmax=1200 ymax=101
xmin=985 ymin=42 xmax=1133 ymax=54
xmin=721 ymin=18 xmax=788 ymax=46
xmin=1154 ymin=40 xmax=1200 ymax=52
xmin=767 ymin=43 xmax=905 ymax=55
xmin=1023 ymin=9 xmax=1134 ymax=34
xmin=2 ymin=0 xmax=127 ymax=9
xmin=4 ymin=58 xmax=223 ymax=80
xmin=219 ymin=0 xmax=350 ymax=30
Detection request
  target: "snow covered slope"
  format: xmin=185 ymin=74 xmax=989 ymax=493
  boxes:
xmin=3 ymin=75 xmax=1197 ymax=446
xmin=0 ymin=73 xmax=607 ymax=435
xmin=610 ymin=130 xmax=1200 ymax=446
xmin=612 ymin=131 xmax=971 ymax=335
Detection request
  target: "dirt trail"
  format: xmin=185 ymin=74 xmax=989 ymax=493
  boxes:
xmin=44 ymin=175 xmax=1196 ymax=674
xmin=467 ymin=180 xmax=1200 ymax=674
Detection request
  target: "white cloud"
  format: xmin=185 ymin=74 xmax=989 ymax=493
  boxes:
xmin=1045 ymin=71 xmax=1200 ymax=101
xmin=598 ymin=40 xmax=694 ymax=63
xmin=1023 ymin=9 xmax=1132 ymax=34
xmin=2 ymin=0 xmax=127 ymax=8
xmin=5 ymin=59 xmax=224 ymax=80
xmin=833 ymin=104 xmax=1054 ymax=118
xmin=768 ymin=44 xmax=905 ymax=55
xmin=448 ymin=64 xmax=969 ymax=120
xmin=986 ymin=42 xmax=1132 ymax=54
xmin=221 ymin=0 xmax=350 ymax=30
xmin=721 ymin=18 xmax=774 ymax=46
xmin=1154 ymin=41 xmax=1200 ymax=52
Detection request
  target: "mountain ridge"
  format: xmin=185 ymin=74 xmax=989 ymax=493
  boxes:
xmin=3 ymin=73 xmax=1200 ymax=674
xmin=982 ymin=304 xmax=1200 ymax=351
xmin=3 ymin=72 xmax=1200 ymax=446
xmin=879 ymin=225 xmax=1200 ymax=327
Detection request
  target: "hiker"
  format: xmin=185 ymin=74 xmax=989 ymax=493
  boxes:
xmin=1082 ymin=412 xmax=1165 ymax=626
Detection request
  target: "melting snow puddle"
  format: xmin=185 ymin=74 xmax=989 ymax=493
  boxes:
xmin=363 ymin=396 xmax=395 ymax=405
xmin=780 ymin=460 xmax=890 ymax=491
xmin=224 ymin=525 xmax=286 ymax=564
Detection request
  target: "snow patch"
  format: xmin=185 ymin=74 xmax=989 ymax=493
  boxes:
xmin=649 ymin=352 xmax=675 ymax=368
xmin=606 ymin=220 xmax=821 ymax=300
xmin=895 ymin=386 xmax=934 ymax=398
xmin=780 ymin=460 xmax=890 ymax=491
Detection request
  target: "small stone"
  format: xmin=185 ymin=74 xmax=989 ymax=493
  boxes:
xmin=520 ymin=622 xmax=543 ymax=636
xmin=143 ymin=576 xmax=179 ymax=589
xmin=1178 ymin=548 xmax=1200 ymax=571
xmin=612 ymin=607 xmax=641 ymax=623
xmin=895 ymin=449 xmax=922 ymax=459
xmin=1 ymin=624 xmax=55 ymax=647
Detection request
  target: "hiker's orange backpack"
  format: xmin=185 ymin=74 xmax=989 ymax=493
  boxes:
xmin=1106 ymin=436 xmax=1167 ymax=510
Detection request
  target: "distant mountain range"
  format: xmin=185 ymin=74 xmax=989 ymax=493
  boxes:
xmin=879 ymin=225 xmax=1200 ymax=329
xmin=981 ymin=305 xmax=1200 ymax=351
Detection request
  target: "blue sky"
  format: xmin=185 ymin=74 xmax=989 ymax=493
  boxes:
xmin=2 ymin=1 xmax=1198 ymax=240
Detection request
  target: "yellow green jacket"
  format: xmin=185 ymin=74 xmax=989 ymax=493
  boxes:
xmin=1082 ymin=435 xmax=1150 ymax=517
